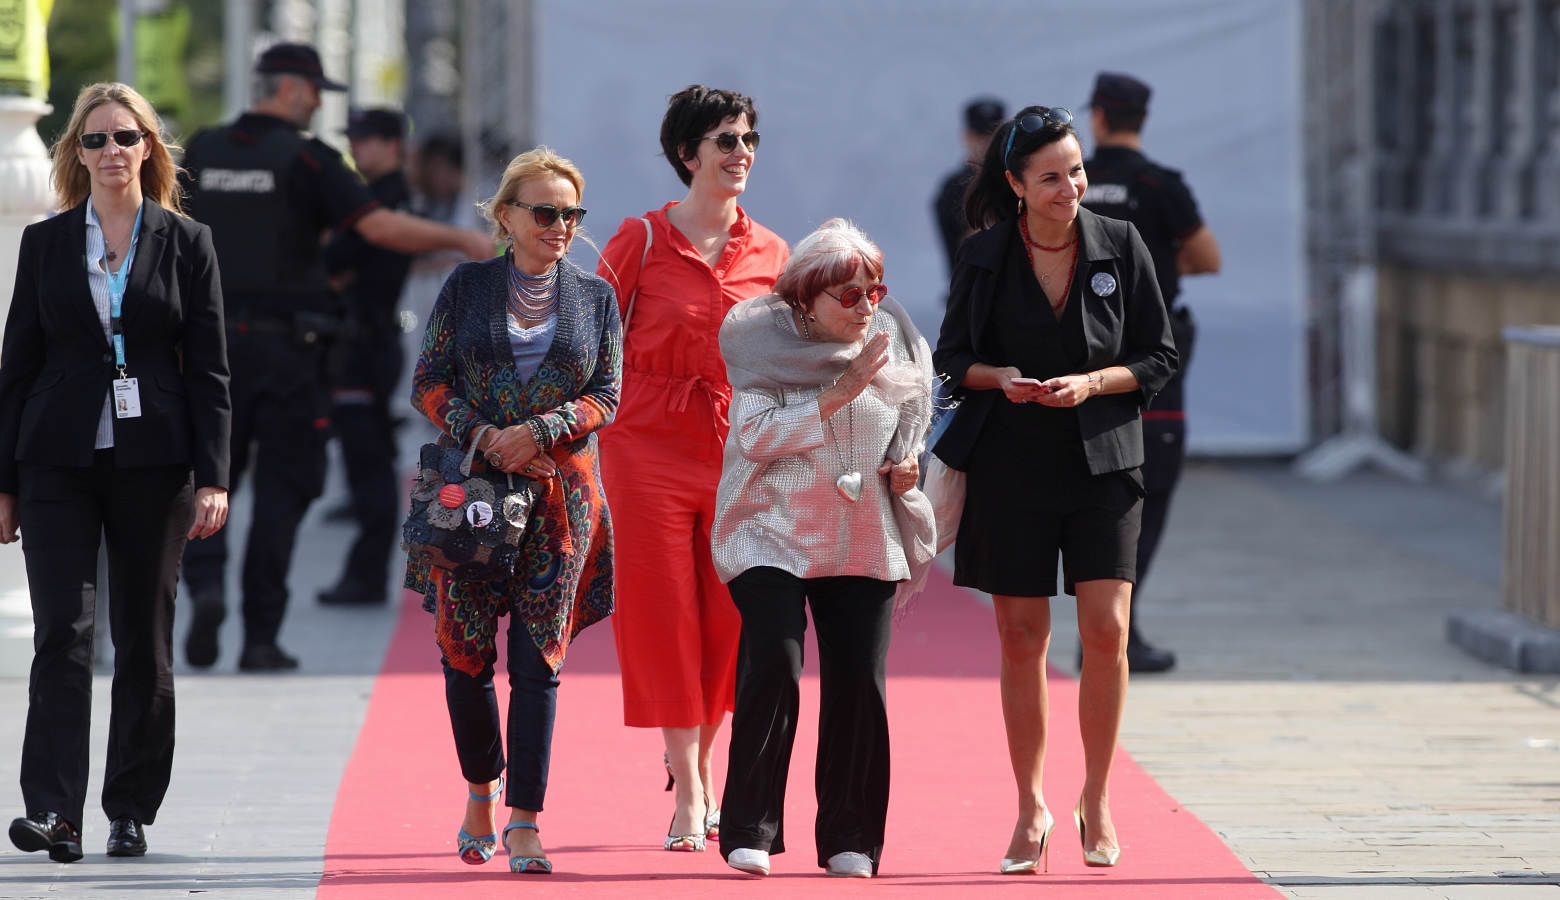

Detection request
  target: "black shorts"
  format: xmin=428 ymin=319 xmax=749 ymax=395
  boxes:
xmin=954 ymin=467 xmax=1144 ymax=598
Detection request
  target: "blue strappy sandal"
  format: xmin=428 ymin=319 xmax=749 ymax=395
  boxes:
xmin=503 ymin=821 xmax=553 ymax=874
xmin=456 ymin=777 xmax=503 ymax=865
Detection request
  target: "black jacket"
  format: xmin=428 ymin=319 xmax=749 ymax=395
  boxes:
xmin=0 ymin=200 xmax=231 ymax=492
xmin=932 ymin=206 xmax=1177 ymax=475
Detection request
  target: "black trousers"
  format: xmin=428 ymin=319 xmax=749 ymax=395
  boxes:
xmin=183 ymin=333 xmax=328 ymax=647
xmin=326 ymin=336 xmax=404 ymax=601
xmin=17 ymin=451 xmax=193 ymax=828
xmin=720 ymin=567 xmax=894 ymax=872
xmin=1133 ymin=305 xmax=1195 ymax=630
xmin=442 ymin=622 xmax=560 ymax=812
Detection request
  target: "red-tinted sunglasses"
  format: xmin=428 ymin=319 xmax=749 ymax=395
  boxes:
xmin=822 ymin=284 xmax=887 ymax=308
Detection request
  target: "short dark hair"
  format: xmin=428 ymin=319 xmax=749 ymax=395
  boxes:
xmin=659 ymin=85 xmax=758 ymax=187
xmin=417 ymin=133 xmax=463 ymax=169
xmin=964 ymin=105 xmax=1080 ymax=229
xmin=1101 ymin=107 xmax=1146 ymax=134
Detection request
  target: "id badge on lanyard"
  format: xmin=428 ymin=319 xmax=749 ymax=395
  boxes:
xmin=105 ymin=204 xmax=144 ymax=419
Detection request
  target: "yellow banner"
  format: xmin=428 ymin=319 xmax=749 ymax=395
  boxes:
xmin=0 ymin=0 xmax=53 ymax=100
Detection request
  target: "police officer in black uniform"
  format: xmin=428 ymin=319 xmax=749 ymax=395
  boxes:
xmin=1081 ymin=72 xmax=1221 ymax=673
xmin=316 ymin=108 xmax=414 ymax=607
xmin=933 ymin=96 xmax=1005 ymax=277
xmin=180 ymin=43 xmax=492 ymax=671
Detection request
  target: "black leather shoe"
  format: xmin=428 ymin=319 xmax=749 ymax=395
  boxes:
xmin=1126 ymin=636 xmax=1177 ymax=673
xmin=184 ymin=595 xmax=226 ymax=668
xmin=317 ymin=585 xmax=386 ymax=606
xmin=106 ymin=817 xmax=147 ymax=857
xmin=9 ymin=812 xmax=83 ymax=863
xmin=239 ymin=643 xmax=299 ymax=672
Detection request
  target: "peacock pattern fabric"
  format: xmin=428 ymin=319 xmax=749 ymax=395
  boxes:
xmin=405 ymin=253 xmax=622 ymax=675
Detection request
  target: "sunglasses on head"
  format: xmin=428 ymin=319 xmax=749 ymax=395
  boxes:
xmin=80 ymin=130 xmax=148 ymax=150
xmin=1002 ymin=107 xmax=1074 ymax=168
xmin=701 ymin=130 xmax=761 ymax=154
xmin=508 ymin=201 xmax=587 ymax=228
xmin=823 ymin=284 xmax=888 ymax=309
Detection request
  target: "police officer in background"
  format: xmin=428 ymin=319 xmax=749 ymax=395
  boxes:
xmin=932 ymin=96 xmax=1005 ymax=277
xmin=315 ymin=108 xmax=415 ymax=607
xmin=1081 ymin=71 xmax=1221 ymax=674
xmin=180 ymin=43 xmax=493 ymax=671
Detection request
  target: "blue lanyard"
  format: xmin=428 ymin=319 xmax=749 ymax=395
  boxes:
xmin=94 ymin=202 xmax=144 ymax=374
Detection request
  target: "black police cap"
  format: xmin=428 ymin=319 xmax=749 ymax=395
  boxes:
xmin=1089 ymin=72 xmax=1151 ymax=114
xmin=964 ymin=96 xmax=1007 ymax=135
xmin=344 ymin=108 xmax=406 ymax=140
xmin=256 ymin=42 xmax=348 ymax=92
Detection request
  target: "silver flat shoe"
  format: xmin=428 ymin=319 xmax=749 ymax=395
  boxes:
xmin=825 ymin=851 xmax=873 ymax=877
xmin=727 ymin=847 xmax=770 ymax=876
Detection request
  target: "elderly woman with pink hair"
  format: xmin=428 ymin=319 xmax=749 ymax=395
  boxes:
xmin=709 ymin=219 xmax=935 ymax=879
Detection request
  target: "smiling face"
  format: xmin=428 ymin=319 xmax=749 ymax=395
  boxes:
xmin=497 ymin=174 xmax=579 ymax=275
xmin=685 ymin=113 xmax=755 ymax=199
xmin=1005 ymin=133 xmax=1087 ymax=227
xmin=808 ymin=260 xmax=880 ymax=344
xmin=75 ymin=101 xmax=149 ymax=199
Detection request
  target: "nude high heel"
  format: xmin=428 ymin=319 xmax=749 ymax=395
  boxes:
xmin=1074 ymin=799 xmax=1121 ymax=867
xmin=999 ymin=808 xmax=1054 ymax=874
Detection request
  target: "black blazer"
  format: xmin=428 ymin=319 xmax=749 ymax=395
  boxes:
xmin=932 ymin=206 xmax=1177 ymax=475
xmin=0 ymin=200 xmax=231 ymax=493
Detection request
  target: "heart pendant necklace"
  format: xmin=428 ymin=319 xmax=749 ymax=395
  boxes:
xmin=824 ymin=383 xmax=862 ymax=502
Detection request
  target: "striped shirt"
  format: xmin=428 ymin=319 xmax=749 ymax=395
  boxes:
xmin=85 ymin=199 xmax=127 ymax=449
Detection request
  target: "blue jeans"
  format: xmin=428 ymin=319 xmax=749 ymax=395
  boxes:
xmin=442 ymin=622 xmax=559 ymax=811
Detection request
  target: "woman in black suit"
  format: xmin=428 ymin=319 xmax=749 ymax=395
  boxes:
xmin=932 ymin=106 xmax=1176 ymax=876
xmin=0 ymin=82 xmax=231 ymax=862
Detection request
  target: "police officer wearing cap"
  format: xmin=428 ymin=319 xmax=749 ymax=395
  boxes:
xmin=933 ymin=96 xmax=1006 ymax=277
xmin=315 ymin=107 xmax=414 ymax=607
xmin=180 ymin=43 xmax=493 ymax=671
xmin=1081 ymin=71 xmax=1221 ymax=674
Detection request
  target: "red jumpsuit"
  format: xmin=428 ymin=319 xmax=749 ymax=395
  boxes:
xmin=597 ymin=203 xmax=788 ymax=727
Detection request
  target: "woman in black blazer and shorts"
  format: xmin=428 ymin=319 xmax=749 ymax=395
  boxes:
xmin=933 ymin=105 xmax=1176 ymax=876
xmin=0 ymin=82 xmax=231 ymax=862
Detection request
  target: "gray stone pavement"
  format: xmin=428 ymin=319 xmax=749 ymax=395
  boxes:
xmin=0 ymin=457 xmax=1556 ymax=898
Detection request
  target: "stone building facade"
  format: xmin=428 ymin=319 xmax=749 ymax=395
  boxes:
xmin=1309 ymin=0 xmax=1560 ymax=475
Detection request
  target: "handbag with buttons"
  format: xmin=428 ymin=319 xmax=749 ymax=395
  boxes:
xmin=402 ymin=424 xmax=537 ymax=581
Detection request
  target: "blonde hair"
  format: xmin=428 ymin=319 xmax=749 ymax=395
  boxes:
xmin=480 ymin=146 xmax=586 ymax=242
xmin=49 ymin=82 xmax=185 ymax=215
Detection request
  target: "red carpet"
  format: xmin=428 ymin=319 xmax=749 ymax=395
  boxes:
xmin=319 ymin=567 xmax=1279 ymax=897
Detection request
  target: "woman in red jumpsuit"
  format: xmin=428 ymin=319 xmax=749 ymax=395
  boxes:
xmin=597 ymin=85 xmax=788 ymax=852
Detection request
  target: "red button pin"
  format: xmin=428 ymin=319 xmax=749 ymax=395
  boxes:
xmin=438 ymin=484 xmax=466 ymax=508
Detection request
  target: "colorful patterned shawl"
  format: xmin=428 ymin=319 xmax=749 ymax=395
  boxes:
xmin=405 ymin=254 xmax=622 ymax=675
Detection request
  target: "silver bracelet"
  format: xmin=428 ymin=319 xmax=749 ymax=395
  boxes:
xmin=525 ymin=417 xmax=549 ymax=450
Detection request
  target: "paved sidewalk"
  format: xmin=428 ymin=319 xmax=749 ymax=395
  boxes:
xmin=0 ymin=459 xmax=1556 ymax=899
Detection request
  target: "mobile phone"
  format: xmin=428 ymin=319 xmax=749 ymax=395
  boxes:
xmin=1010 ymin=377 xmax=1043 ymax=387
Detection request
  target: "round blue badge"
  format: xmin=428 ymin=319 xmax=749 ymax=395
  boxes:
xmin=1091 ymin=272 xmax=1117 ymax=296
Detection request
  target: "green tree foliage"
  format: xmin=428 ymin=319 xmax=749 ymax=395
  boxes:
xmin=39 ymin=0 xmax=225 ymax=146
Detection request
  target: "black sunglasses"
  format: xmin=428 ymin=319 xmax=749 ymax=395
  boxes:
xmin=701 ymin=130 xmax=761 ymax=154
xmin=823 ymin=284 xmax=888 ymax=309
xmin=80 ymin=130 xmax=148 ymax=150
xmin=508 ymin=201 xmax=587 ymax=228
xmin=1002 ymin=107 xmax=1073 ymax=168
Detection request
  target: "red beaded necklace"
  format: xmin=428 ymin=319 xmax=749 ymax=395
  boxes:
xmin=1019 ymin=214 xmax=1078 ymax=312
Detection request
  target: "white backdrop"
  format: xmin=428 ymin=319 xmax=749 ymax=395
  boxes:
xmin=535 ymin=0 xmax=1307 ymax=453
